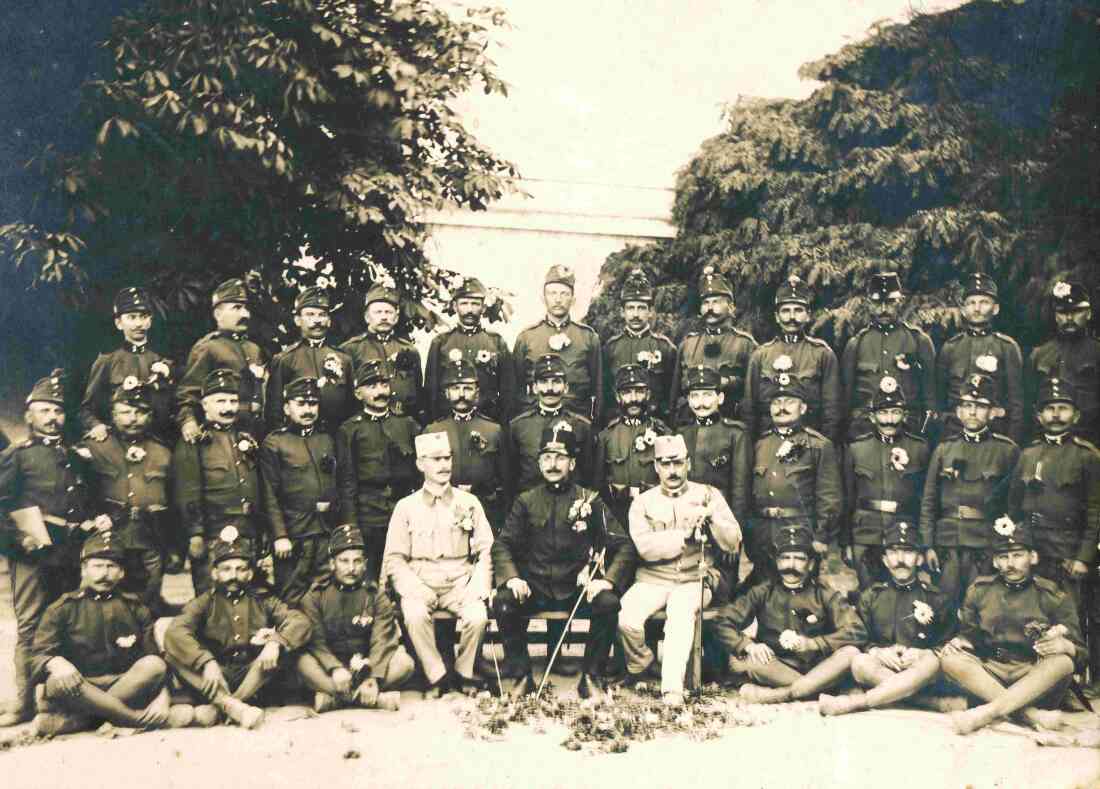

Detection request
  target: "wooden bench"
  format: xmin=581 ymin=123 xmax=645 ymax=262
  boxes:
xmin=430 ymin=608 xmax=718 ymax=644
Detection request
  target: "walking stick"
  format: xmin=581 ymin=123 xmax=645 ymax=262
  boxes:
xmin=535 ymin=547 xmax=606 ymax=702
xmin=688 ymin=488 xmax=714 ymax=693
xmin=485 ymin=588 xmax=505 ymax=698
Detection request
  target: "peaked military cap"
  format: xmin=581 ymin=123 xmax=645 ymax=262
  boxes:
xmin=991 ymin=515 xmax=1034 ymax=553
xmin=773 ymin=524 xmax=815 ymax=555
xmin=202 ymin=368 xmax=241 ymax=397
xmin=452 ymin=276 xmax=487 ymax=300
xmin=872 ymin=375 xmax=907 ymax=410
xmin=956 ymin=373 xmax=997 ymax=405
xmin=1050 ymin=280 xmax=1090 ymax=311
xmin=26 ymin=369 xmax=66 ymax=406
xmin=211 ymin=525 xmax=253 ymax=565
xmin=882 ymin=520 xmax=921 ymax=549
xmin=354 ymin=358 xmax=393 ymax=386
xmin=284 ymin=376 xmax=322 ymax=403
xmin=867 ymin=272 xmax=903 ymax=302
xmin=111 ymin=379 xmax=153 ymax=409
xmin=212 ymin=278 xmax=250 ymax=307
xmin=294 ymin=286 xmax=331 ymax=313
xmin=960 ymin=272 xmax=998 ymax=300
xmin=621 ymin=268 xmax=654 ymax=303
xmin=769 ymin=372 xmax=808 ymax=403
xmin=544 ymin=265 xmax=575 ymax=289
xmin=684 ymin=365 xmax=721 ymax=392
xmin=615 ymin=363 xmax=651 ymax=391
xmin=775 ymin=273 xmax=813 ymax=307
xmin=441 ymin=358 xmax=479 ymax=386
xmin=329 ymin=523 xmax=366 ymax=557
xmin=1036 ymin=377 xmax=1076 ymax=408
xmin=539 ymin=420 xmax=577 ymax=458
xmin=113 ymin=286 xmax=153 ymax=316
xmin=532 ymin=354 xmax=567 ymax=381
xmin=698 ymin=265 xmax=734 ymax=299
xmin=365 ymin=277 xmax=400 ymax=308
xmin=82 ymin=530 xmax=123 ymax=563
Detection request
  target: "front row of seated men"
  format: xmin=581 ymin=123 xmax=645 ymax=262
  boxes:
xmin=22 ymin=423 xmax=1088 ymax=736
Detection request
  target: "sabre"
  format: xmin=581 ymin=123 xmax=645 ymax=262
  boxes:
xmin=485 ymin=588 xmax=505 ymax=698
xmin=535 ymin=546 xmax=606 ymax=702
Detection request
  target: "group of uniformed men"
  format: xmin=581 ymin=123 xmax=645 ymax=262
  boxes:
xmin=0 ymin=261 xmax=1097 ymax=740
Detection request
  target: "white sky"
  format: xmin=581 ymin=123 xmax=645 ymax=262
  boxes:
xmin=450 ymin=0 xmax=966 ymax=189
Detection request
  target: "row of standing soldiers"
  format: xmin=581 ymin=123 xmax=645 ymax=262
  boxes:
xmin=1 ymin=263 xmax=1097 ymax=723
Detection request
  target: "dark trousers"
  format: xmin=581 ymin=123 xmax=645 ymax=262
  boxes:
xmin=935 ymin=547 xmax=991 ymax=608
xmin=274 ymin=535 xmax=330 ymax=607
xmin=122 ymin=547 xmax=164 ymax=613
xmin=493 ymin=586 xmax=620 ymax=674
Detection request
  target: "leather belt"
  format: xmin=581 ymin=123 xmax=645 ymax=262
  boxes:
xmin=859 ymin=498 xmax=899 ymax=514
xmin=757 ymin=507 xmax=802 ymax=519
xmin=955 ymin=505 xmax=986 ymax=520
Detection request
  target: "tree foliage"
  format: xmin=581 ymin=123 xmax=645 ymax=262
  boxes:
xmin=585 ymin=0 xmax=1100 ymax=355
xmin=1 ymin=0 xmax=518 ymax=378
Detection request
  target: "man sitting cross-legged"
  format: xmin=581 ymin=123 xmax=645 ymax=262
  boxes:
xmin=712 ymin=524 xmax=865 ymax=704
xmin=297 ymin=524 xmax=415 ymax=713
xmin=941 ymin=518 xmax=1083 ymax=735
xmin=29 ymin=532 xmax=177 ymax=736
xmin=819 ymin=521 xmax=961 ymax=717
xmin=164 ymin=527 xmax=312 ymax=729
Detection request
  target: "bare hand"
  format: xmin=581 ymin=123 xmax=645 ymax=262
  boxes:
xmin=745 ymin=643 xmax=775 ymax=665
xmin=93 ymin=514 xmax=113 ymax=533
xmin=1065 ymin=559 xmax=1089 ymax=580
xmin=138 ymin=689 xmax=170 ymax=728
xmin=201 ymin=661 xmax=229 ymax=698
xmin=812 ymin=541 xmax=828 ymax=556
xmin=182 ymin=419 xmax=203 ymax=444
xmin=941 ymin=637 xmax=971 ymax=657
xmin=505 ymin=577 xmax=531 ymax=603
xmin=331 ymin=667 xmax=353 ymax=696
xmin=87 ymin=424 xmax=109 ymax=442
xmin=189 ymin=536 xmax=207 ymax=560
xmin=925 ymin=549 xmax=941 ymax=575
xmin=257 ymin=641 xmax=281 ymax=671
xmin=273 ymin=538 xmax=293 ymax=559
xmin=1034 ymin=636 xmax=1074 ymax=658
xmin=20 ymin=534 xmax=43 ymax=552
xmin=873 ymin=645 xmax=904 ymax=672
xmin=585 ymin=579 xmax=613 ymax=603
xmin=48 ymin=658 xmax=83 ymax=697
xmin=841 ymin=545 xmax=854 ymax=567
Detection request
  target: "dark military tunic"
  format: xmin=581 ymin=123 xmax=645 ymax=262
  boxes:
xmin=1027 ymin=335 xmax=1100 ymax=444
xmin=80 ymin=433 xmax=171 ymax=553
xmin=712 ymin=579 xmax=866 ymax=672
xmin=936 ymin=328 xmax=1024 ymax=443
xmin=80 ymin=343 xmax=176 ymax=439
xmin=335 ymin=411 xmax=419 ymax=532
xmin=493 ymin=483 xmax=633 ymax=601
xmin=857 ymin=579 xmax=953 ymax=649
xmin=603 ymin=327 xmax=677 ymax=424
xmin=919 ymin=431 xmax=1019 ymax=550
xmin=177 ymin=330 xmax=268 ymax=434
xmin=668 ymin=324 xmax=756 ymax=426
xmin=1009 ymin=434 xmax=1100 ymax=567
xmin=259 ymin=426 xmax=338 ymax=542
xmin=265 ymin=340 xmax=355 ymax=433
xmin=512 ymin=318 xmax=603 ymax=423
xmin=680 ymin=416 xmax=752 ymax=520
xmin=339 ymin=332 xmax=425 ymax=423
xmin=299 ymin=579 xmax=405 ymax=680
xmin=424 ymin=326 xmax=514 ymax=423
xmin=164 ymin=587 xmax=310 ymax=673
xmin=958 ymin=575 xmax=1085 ymax=669
xmin=507 ymin=408 xmax=594 ymax=495
xmin=750 ymin=427 xmax=842 ymax=552
xmin=841 ymin=322 xmax=936 ymax=439
xmin=423 ymin=413 xmax=509 ymax=531
xmin=744 ymin=335 xmax=843 ymax=443
xmin=594 ymin=416 xmax=671 ymax=528
xmin=30 ymin=588 xmax=157 ymax=681
xmin=842 ymin=432 xmax=930 ymax=548
xmin=172 ymin=428 xmax=262 ymax=540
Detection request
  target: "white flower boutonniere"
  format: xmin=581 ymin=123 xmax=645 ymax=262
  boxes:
xmin=122 ymin=375 xmax=140 ymax=391
xmin=351 ymin=615 xmax=374 ymax=628
xmin=778 ymin=630 xmax=800 ymax=650
xmin=913 ymin=600 xmax=934 ymax=626
xmin=879 ymin=376 xmax=899 ymax=394
xmin=890 ymin=446 xmax=909 ymax=472
xmin=150 ymin=361 xmax=171 ymax=379
xmin=115 ymin=634 xmax=137 ymax=649
xmin=236 ymin=434 xmax=258 ymax=456
xmin=548 ymin=333 xmax=571 ymax=351
xmin=349 ymin=653 xmax=370 ymax=673
xmin=805 ymin=614 xmax=818 ymax=625
xmin=993 ymin=514 xmax=1016 ymax=537
xmin=773 ymin=355 xmax=793 ymax=372
xmin=323 ymin=355 xmax=343 ymax=380
xmin=777 ymin=440 xmax=794 ymax=459
xmin=1053 ymin=281 xmax=1071 ymax=299
xmin=448 ymin=348 xmax=463 ymax=362
xmin=125 ymin=445 xmax=147 ymax=463
xmin=975 ymin=354 xmax=997 ymax=373
xmin=476 ymin=349 xmax=493 ymax=364
xmin=454 ymin=505 xmax=476 ymax=533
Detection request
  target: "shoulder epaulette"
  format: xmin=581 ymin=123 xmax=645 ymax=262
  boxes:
xmin=653 ymin=331 xmax=675 ymax=345
xmin=802 ymin=426 xmax=828 ymax=442
xmin=721 ymin=417 xmax=745 ymax=429
xmin=993 ymin=332 xmax=1021 ymax=350
xmin=971 ymin=574 xmax=997 ymax=587
xmin=339 ymin=333 xmax=367 ymax=348
xmin=58 ymin=590 xmax=85 ymax=603
xmin=277 ymin=340 xmax=303 ymax=356
xmin=850 ymin=325 xmax=872 ymax=342
xmin=17 ymin=439 xmax=35 ymax=449
xmin=474 ymin=414 xmax=500 ymax=427
xmin=1033 ymin=575 xmax=1064 ymax=596
xmin=903 ymin=431 xmax=928 ymax=443
xmin=902 ymin=321 xmax=933 ymax=342
xmin=268 ymin=426 xmax=291 ymax=436
xmin=757 ymin=428 xmax=777 ymax=440
xmin=759 ymin=337 xmax=779 ymax=348
xmin=308 ymin=577 xmax=332 ymax=593
xmin=805 ymin=336 xmax=832 ymax=350
xmin=119 ymin=590 xmax=143 ymax=603
xmin=1072 ymin=436 xmax=1100 ymax=456
xmin=195 ymin=331 xmax=222 ymax=346
xmin=731 ymin=327 xmax=756 ymax=343
xmin=509 ymin=408 xmax=538 ymax=425
xmin=850 ymin=431 xmax=875 ymax=443
xmin=868 ymin=581 xmax=890 ymax=593
xmin=684 ymin=330 xmax=701 ymax=339
xmin=991 ymin=433 xmax=1018 ymax=446
xmin=518 ymin=319 xmax=544 ymax=333
xmin=573 ymin=321 xmax=598 ymax=335
xmin=942 ymin=333 xmax=963 ymax=346
xmin=605 ymin=417 xmax=623 ymax=429
xmin=606 ymin=332 xmax=624 ymax=343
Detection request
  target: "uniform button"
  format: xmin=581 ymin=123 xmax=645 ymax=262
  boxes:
xmin=67 ymin=486 xmax=74 ymax=492
xmin=234 ymin=634 xmax=240 ymax=640
xmin=127 ymin=474 xmax=133 ymax=479
xmin=234 ymin=616 xmax=240 ymax=622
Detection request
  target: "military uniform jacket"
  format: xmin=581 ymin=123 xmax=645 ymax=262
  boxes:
xmin=512 ymin=318 xmax=603 ymax=423
xmin=842 ymin=432 xmax=930 ymax=547
xmin=857 ymin=579 xmax=954 ymax=649
xmin=165 ymin=587 xmax=310 ymax=672
xmin=339 ymin=332 xmax=424 ymax=422
xmin=681 ymin=416 xmax=752 ymax=520
xmin=335 ymin=412 xmax=419 ymax=531
xmin=936 ymin=328 xmax=1024 ymax=443
xmin=265 ymin=340 xmax=355 ymax=433
xmin=80 ymin=343 xmax=175 ymax=438
xmin=744 ymin=335 xmax=843 ymax=443
xmin=958 ymin=575 xmax=1085 ymax=669
xmin=751 ymin=427 xmax=842 ymax=545
xmin=1008 ymin=435 xmax=1100 ymax=565
xmin=80 ymin=433 xmax=171 ymax=551
xmin=603 ymin=328 xmax=677 ymax=423
xmin=30 ymin=588 xmax=157 ymax=681
xmin=507 ymin=408 xmax=594 ymax=494
xmin=259 ymin=427 xmax=338 ymax=541
xmin=300 ymin=579 xmax=404 ymax=680
xmin=594 ymin=416 xmax=671 ymax=503
xmin=841 ymin=322 xmax=935 ymax=435
xmin=423 ymin=414 xmax=508 ymax=510
xmin=0 ymin=438 xmax=87 ymax=563
xmin=425 ymin=326 xmax=514 ymax=423
xmin=172 ymin=428 xmax=262 ymax=539
xmin=668 ymin=324 xmax=756 ymax=426
xmin=714 ymin=579 xmax=866 ymax=670
xmin=177 ymin=330 xmax=268 ymax=430
xmin=493 ymin=483 xmax=633 ymax=601
xmin=919 ymin=431 xmax=1019 ymax=549
xmin=1028 ymin=334 xmax=1100 ymax=443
